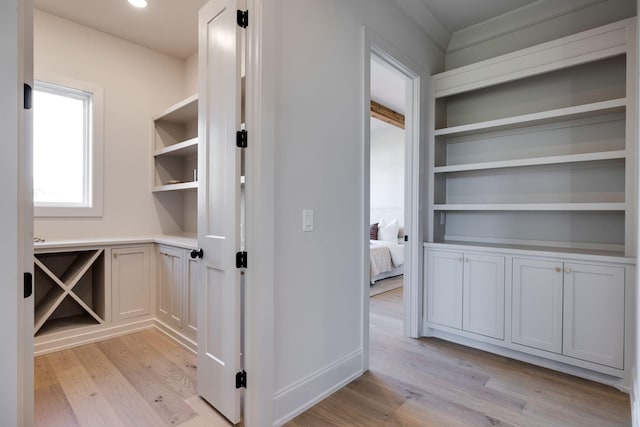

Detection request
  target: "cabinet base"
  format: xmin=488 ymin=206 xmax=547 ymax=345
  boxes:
xmin=423 ymin=326 xmax=629 ymax=392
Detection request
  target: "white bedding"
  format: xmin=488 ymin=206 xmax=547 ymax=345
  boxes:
xmin=369 ymin=240 xmax=404 ymax=280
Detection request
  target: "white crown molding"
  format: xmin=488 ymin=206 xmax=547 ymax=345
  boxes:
xmin=390 ymin=0 xmax=450 ymax=52
xmin=447 ymin=0 xmax=604 ymax=53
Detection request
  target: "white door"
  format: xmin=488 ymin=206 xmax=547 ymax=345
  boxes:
xmin=462 ymin=253 xmax=505 ymax=339
xmin=426 ymin=250 xmax=463 ymax=329
xmin=563 ymin=262 xmax=624 ymax=369
xmin=511 ymin=258 xmax=563 ymax=353
xmin=197 ymin=0 xmax=244 ymax=423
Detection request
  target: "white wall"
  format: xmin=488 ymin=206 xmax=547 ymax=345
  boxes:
xmin=260 ymin=0 xmax=444 ymax=423
xmin=370 ymin=124 xmax=404 ymax=227
xmin=33 ymin=10 xmax=186 ymax=239
xmin=446 ymin=0 xmax=636 ymax=69
xmin=184 ymin=52 xmax=198 ymax=97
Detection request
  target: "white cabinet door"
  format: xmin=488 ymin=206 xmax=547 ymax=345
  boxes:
xmin=426 ymin=250 xmax=463 ymax=329
xmin=512 ymin=258 xmax=562 ymax=353
xmin=184 ymin=254 xmax=199 ymax=340
xmin=112 ymin=246 xmax=151 ymax=321
xmin=463 ymin=254 xmax=505 ymax=339
xmin=563 ymin=263 xmax=624 ymax=369
xmin=157 ymin=246 xmax=184 ymax=329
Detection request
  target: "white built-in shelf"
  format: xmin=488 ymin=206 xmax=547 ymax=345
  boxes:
xmin=429 ymin=241 xmax=627 ymax=259
xmin=34 ymin=249 xmax=105 ymax=335
xmin=434 ymin=150 xmax=627 ymax=174
xmin=152 ymin=181 xmax=198 ymax=193
xmin=434 ymin=98 xmax=625 ymax=138
xmin=153 ymin=94 xmax=198 ymax=123
xmin=433 ymin=203 xmax=626 ymax=211
xmin=154 ymin=137 xmax=198 ymax=158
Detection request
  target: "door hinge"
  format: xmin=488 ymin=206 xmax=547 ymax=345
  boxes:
xmin=24 ymin=84 xmax=32 ymax=110
xmin=236 ymin=370 xmax=247 ymax=388
xmin=404 ymin=235 xmax=408 ymax=242
xmin=24 ymin=272 xmax=32 ymax=298
xmin=237 ymin=10 xmax=248 ymax=28
xmin=236 ymin=251 xmax=247 ymax=268
xmin=236 ymin=130 xmax=247 ymax=148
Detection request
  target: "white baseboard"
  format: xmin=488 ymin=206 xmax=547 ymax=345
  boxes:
xmin=34 ymin=317 xmax=156 ymax=356
xmin=273 ymin=349 xmax=363 ymax=426
xmin=154 ymin=318 xmax=197 ymax=353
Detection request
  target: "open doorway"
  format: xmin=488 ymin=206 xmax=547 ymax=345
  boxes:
xmin=369 ymin=57 xmax=407 ymax=306
xmin=366 ymin=46 xmax=419 ymax=345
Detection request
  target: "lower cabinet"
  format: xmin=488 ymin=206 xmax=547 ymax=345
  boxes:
xmin=426 ymin=250 xmax=505 ymax=340
xmin=157 ymin=245 xmax=199 ymax=340
xmin=562 ymin=262 xmax=624 ymax=369
xmin=111 ymin=245 xmax=152 ymax=321
xmin=512 ymin=258 xmax=624 ymax=369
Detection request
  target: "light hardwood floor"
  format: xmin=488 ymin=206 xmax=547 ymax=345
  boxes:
xmin=288 ymin=286 xmax=631 ymax=426
xmin=34 ymin=329 xmax=231 ymax=427
xmin=35 ymin=286 xmax=631 ymax=426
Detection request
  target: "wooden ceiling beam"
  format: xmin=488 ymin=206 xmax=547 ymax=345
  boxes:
xmin=370 ymin=100 xmax=405 ymax=129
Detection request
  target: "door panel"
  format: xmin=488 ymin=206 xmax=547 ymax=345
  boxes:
xmin=197 ymin=0 xmax=243 ymax=422
xmin=426 ymin=250 xmax=463 ymax=329
xmin=512 ymin=258 xmax=562 ymax=353
xmin=112 ymin=246 xmax=151 ymax=321
xmin=463 ymin=253 xmax=505 ymax=339
xmin=563 ymin=263 xmax=624 ymax=369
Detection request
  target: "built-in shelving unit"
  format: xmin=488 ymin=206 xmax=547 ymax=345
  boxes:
xmin=153 ymin=94 xmax=199 ymax=192
xmin=152 ymin=94 xmax=199 ymax=234
xmin=34 ymin=249 xmax=106 ymax=336
xmin=428 ymin=19 xmax=636 ymax=256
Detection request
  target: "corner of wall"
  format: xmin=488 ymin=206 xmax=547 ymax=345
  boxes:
xmin=183 ymin=52 xmax=198 ymax=97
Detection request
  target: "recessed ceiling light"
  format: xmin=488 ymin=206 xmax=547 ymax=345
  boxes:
xmin=128 ymin=0 xmax=147 ymax=8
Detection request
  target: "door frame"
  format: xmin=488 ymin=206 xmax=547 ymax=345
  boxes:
xmin=0 ymin=0 xmax=34 ymax=424
xmin=362 ymin=28 xmax=423 ymax=370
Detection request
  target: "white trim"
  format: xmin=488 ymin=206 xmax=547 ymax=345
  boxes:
xmin=448 ymin=0 xmax=604 ymax=53
xmin=272 ymin=350 xmax=363 ymax=426
xmin=33 ymin=72 xmax=104 ymax=218
xmin=244 ymin=0 xmax=276 ymax=425
xmin=387 ymin=0 xmax=450 ymax=52
xmin=33 ymin=317 xmax=155 ymax=356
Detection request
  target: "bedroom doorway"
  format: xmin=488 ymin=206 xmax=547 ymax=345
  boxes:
xmin=366 ymin=43 xmax=420 ymax=350
xmin=369 ymin=55 xmax=407 ymax=301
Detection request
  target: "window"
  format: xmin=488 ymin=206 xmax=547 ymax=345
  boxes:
xmin=33 ymin=79 xmax=103 ymax=217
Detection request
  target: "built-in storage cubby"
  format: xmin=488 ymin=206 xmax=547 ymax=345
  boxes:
xmin=152 ymin=94 xmax=198 ymax=235
xmin=428 ymin=19 xmax=636 ymax=256
xmin=34 ymin=249 xmax=106 ymax=336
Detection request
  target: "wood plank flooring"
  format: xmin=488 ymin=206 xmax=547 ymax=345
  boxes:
xmin=288 ymin=286 xmax=631 ymax=426
xmin=34 ymin=329 xmax=231 ymax=427
xmin=36 ymin=286 xmax=631 ymax=426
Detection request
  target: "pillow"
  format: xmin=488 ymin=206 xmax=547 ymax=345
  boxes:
xmin=369 ymin=223 xmax=379 ymax=240
xmin=378 ymin=218 xmax=399 ymax=243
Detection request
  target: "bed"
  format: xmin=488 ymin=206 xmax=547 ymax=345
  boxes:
xmin=370 ymin=219 xmax=404 ymax=283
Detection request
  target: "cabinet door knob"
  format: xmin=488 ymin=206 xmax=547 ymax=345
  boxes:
xmin=113 ymin=253 xmax=118 ymax=259
xmin=458 ymin=257 xmax=463 ymax=262
xmin=191 ymin=248 xmax=204 ymax=259
xmin=565 ymin=267 xmax=571 ymax=273
xmin=555 ymin=267 xmax=561 ymax=272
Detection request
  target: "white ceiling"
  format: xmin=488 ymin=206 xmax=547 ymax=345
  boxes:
xmin=34 ymin=0 xmax=209 ymax=59
xmin=371 ymin=58 xmax=406 ymax=116
xmin=33 ymin=0 xmax=540 ymax=60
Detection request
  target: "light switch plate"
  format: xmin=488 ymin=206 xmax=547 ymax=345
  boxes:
xmin=303 ymin=209 xmax=314 ymax=231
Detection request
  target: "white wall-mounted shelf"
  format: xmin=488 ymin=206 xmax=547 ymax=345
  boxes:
xmin=434 ymin=203 xmax=626 ymax=212
xmin=434 ymin=98 xmax=625 ymax=138
xmin=152 ymin=182 xmax=198 ymax=193
xmin=154 ymin=137 xmax=198 ymax=158
xmin=433 ymin=150 xmax=626 ymax=174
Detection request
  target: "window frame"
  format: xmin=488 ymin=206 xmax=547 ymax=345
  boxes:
xmin=33 ymin=75 xmax=104 ymax=218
